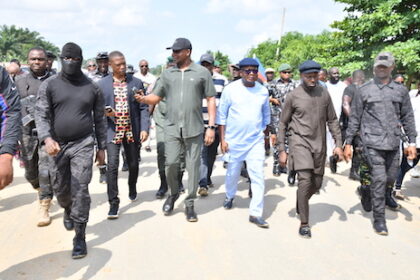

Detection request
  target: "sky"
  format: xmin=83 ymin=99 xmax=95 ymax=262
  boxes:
xmin=1 ymin=0 xmax=348 ymax=69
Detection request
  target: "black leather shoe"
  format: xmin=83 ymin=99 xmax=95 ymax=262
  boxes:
xmin=223 ymin=197 xmax=234 ymax=209
xmin=63 ymin=208 xmax=74 ymax=231
xmin=299 ymin=225 xmax=311 ymax=238
xmin=373 ymin=221 xmax=388 ymax=236
xmin=185 ymin=206 xmax=198 ymax=222
xmin=163 ymin=194 xmax=179 ymax=215
xmin=249 ymin=216 xmax=269 ymax=228
xmin=279 ymin=166 xmax=288 ymax=174
xmin=385 ymin=187 xmax=401 ymax=211
xmin=288 ymin=171 xmax=296 ymax=185
xmin=72 ymin=223 xmax=87 ymax=259
xmin=357 ymin=185 xmax=372 ymax=212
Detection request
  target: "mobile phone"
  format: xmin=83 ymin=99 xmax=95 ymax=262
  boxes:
xmin=132 ymin=86 xmax=144 ymax=96
xmin=105 ymin=105 xmax=113 ymax=112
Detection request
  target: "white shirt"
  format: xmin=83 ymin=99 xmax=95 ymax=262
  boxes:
xmin=326 ymin=80 xmax=347 ymax=118
xmin=134 ymin=72 xmax=157 ymax=90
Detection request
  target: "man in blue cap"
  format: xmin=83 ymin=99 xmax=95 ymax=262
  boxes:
xmin=277 ymin=60 xmax=343 ymax=238
xmin=217 ymin=58 xmax=271 ymax=228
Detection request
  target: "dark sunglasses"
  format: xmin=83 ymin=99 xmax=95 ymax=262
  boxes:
xmin=140 ymin=65 xmax=149 ymax=68
xmin=243 ymin=69 xmax=258 ymax=75
xmin=281 ymin=71 xmax=291 ymax=74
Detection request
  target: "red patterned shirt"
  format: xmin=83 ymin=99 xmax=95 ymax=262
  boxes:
xmin=112 ymin=78 xmax=134 ymax=144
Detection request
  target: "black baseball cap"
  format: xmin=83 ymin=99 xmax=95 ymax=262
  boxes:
xmin=96 ymin=51 xmax=109 ymax=60
xmin=166 ymin=38 xmax=192 ymax=51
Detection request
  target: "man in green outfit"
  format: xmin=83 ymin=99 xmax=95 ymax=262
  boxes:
xmin=137 ymin=38 xmax=216 ymax=222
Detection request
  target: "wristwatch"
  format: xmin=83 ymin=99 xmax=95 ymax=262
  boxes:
xmin=207 ymin=125 xmax=216 ymax=130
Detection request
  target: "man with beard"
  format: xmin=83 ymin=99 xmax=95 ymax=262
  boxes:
xmin=98 ymin=51 xmax=149 ymax=219
xmin=278 ymin=60 xmax=343 ymax=238
xmin=90 ymin=52 xmax=109 ymax=82
xmin=15 ymin=47 xmax=54 ymax=226
xmin=0 ymin=65 xmax=21 ymax=190
xmin=217 ymin=58 xmax=271 ymax=228
xmin=137 ymin=38 xmax=216 ymax=222
xmin=35 ymin=42 xmax=106 ymax=258
xmin=344 ymin=52 xmax=416 ymax=235
xmin=326 ymin=67 xmax=347 ymax=173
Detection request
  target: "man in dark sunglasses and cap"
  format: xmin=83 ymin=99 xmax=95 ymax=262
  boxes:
xmin=35 ymin=42 xmax=107 ymax=259
xmin=217 ymin=58 xmax=271 ymax=228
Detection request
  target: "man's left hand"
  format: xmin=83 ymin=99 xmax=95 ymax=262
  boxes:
xmin=333 ymin=147 xmax=344 ymax=162
xmin=204 ymin=128 xmax=215 ymax=146
xmin=95 ymin=149 xmax=106 ymax=166
xmin=0 ymin=153 xmax=13 ymax=190
xmin=405 ymin=146 xmax=417 ymax=160
xmin=140 ymin=131 xmax=149 ymax=143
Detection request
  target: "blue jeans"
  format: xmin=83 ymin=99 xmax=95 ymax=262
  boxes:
xmin=395 ymin=147 xmax=420 ymax=190
xmin=199 ymin=130 xmax=220 ymax=188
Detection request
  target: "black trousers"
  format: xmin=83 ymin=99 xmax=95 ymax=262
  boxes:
xmin=107 ymin=138 xmax=140 ymax=205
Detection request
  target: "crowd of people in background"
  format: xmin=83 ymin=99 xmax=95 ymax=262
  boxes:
xmin=0 ymin=37 xmax=419 ymax=259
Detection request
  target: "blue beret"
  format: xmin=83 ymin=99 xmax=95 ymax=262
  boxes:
xmin=299 ymin=60 xmax=321 ymax=73
xmin=238 ymin=58 xmax=259 ymax=68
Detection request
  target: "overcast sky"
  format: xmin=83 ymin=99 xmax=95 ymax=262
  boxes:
xmin=1 ymin=0 xmax=347 ymax=69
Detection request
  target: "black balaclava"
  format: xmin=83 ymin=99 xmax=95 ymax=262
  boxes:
xmin=60 ymin=42 xmax=84 ymax=82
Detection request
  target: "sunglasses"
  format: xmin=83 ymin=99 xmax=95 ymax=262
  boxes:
xmin=243 ymin=69 xmax=258 ymax=75
xmin=87 ymin=64 xmax=96 ymax=67
xmin=281 ymin=71 xmax=291 ymax=74
xmin=140 ymin=65 xmax=149 ymax=68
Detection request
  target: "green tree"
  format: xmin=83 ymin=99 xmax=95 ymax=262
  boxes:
xmin=213 ymin=50 xmax=231 ymax=78
xmin=0 ymin=25 xmax=59 ymax=62
xmin=332 ymin=0 xmax=420 ymax=85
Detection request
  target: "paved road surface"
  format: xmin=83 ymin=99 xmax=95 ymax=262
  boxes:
xmin=1 ymin=142 xmax=419 ymax=280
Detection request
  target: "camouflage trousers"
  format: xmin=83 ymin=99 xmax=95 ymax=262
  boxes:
xmin=49 ymin=135 xmax=94 ymax=224
xmin=359 ymin=148 xmax=399 ymax=222
xmin=20 ymin=133 xmax=53 ymax=200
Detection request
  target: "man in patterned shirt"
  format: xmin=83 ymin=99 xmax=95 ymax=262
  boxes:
xmin=98 ymin=51 xmax=149 ymax=219
xmin=269 ymin=63 xmax=299 ymax=177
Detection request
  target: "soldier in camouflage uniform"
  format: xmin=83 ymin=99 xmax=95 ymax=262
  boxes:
xmin=269 ymin=64 xmax=298 ymax=176
xmin=345 ymin=52 xmax=416 ymax=236
xmin=15 ymin=47 xmax=53 ymax=227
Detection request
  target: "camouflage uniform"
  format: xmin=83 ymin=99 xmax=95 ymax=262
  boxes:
xmin=268 ymin=78 xmax=299 ymax=174
xmin=15 ymin=72 xmax=53 ymax=200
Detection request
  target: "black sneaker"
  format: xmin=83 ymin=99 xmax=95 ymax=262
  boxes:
xmin=185 ymin=206 xmax=198 ymax=222
xmin=107 ymin=204 xmax=119 ymax=219
xmin=129 ymin=193 xmax=138 ymax=202
xmin=288 ymin=171 xmax=296 ymax=186
xmin=299 ymin=225 xmax=311 ymax=238
xmin=373 ymin=221 xmax=388 ymax=236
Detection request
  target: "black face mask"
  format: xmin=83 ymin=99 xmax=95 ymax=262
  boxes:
xmin=60 ymin=42 xmax=84 ymax=82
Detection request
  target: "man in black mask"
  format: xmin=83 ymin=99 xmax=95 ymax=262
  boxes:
xmin=15 ymin=47 xmax=54 ymax=227
xmin=35 ymin=42 xmax=107 ymax=259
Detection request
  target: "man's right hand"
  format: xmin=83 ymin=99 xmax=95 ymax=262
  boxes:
xmin=220 ymin=140 xmax=229 ymax=154
xmin=279 ymin=151 xmax=288 ymax=167
xmin=344 ymin=144 xmax=352 ymax=163
xmin=44 ymin=137 xmax=61 ymax=156
xmin=0 ymin=153 xmax=13 ymax=190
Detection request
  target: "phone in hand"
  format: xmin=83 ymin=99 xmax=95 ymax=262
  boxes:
xmin=132 ymin=86 xmax=144 ymax=96
xmin=105 ymin=105 xmax=113 ymax=113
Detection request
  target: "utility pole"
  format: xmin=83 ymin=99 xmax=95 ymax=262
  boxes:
xmin=275 ymin=7 xmax=286 ymax=59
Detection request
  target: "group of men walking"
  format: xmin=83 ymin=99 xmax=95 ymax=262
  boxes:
xmin=0 ymin=37 xmax=417 ymax=258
